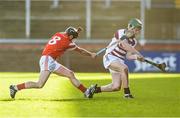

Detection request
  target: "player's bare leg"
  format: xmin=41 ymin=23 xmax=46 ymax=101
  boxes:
xmin=10 ymin=70 xmax=51 ymax=98
xmin=54 ymin=65 xmax=96 ymax=98
xmin=109 ymin=61 xmax=133 ymax=98
xmin=95 ymin=61 xmax=133 ymax=98
xmin=54 ymin=65 xmax=97 ymax=98
xmin=95 ymin=61 xmax=123 ymax=93
xmin=54 ymin=65 xmax=84 ymax=91
xmin=100 ymin=72 xmax=122 ymax=92
xmin=120 ymin=68 xmax=133 ymax=98
xmin=25 ymin=71 xmax=51 ymax=88
xmin=121 ymin=68 xmax=129 ymax=88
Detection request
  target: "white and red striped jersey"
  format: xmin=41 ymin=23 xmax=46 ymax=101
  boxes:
xmin=105 ymin=29 xmax=137 ymax=60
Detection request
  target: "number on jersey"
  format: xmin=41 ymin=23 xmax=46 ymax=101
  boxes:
xmin=48 ymin=36 xmax=61 ymax=45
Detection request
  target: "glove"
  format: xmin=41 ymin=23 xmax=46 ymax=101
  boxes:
xmin=137 ymin=56 xmax=145 ymax=62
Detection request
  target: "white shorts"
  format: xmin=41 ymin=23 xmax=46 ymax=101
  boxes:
xmin=39 ymin=55 xmax=61 ymax=72
xmin=103 ymin=54 xmax=125 ymax=73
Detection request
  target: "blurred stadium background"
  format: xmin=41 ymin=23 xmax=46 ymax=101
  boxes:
xmin=0 ymin=0 xmax=180 ymax=72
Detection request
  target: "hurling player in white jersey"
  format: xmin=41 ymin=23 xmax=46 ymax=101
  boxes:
xmin=91 ymin=18 xmax=145 ymax=98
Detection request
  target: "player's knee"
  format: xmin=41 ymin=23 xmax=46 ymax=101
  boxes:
xmin=122 ymin=66 xmax=128 ymax=73
xmin=124 ymin=68 xmax=128 ymax=73
xmin=112 ymin=85 xmax=121 ymax=91
xmin=67 ymin=71 xmax=75 ymax=79
xmin=36 ymin=81 xmax=45 ymax=88
xmin=115 ymin=66 xmax=127 ymax=73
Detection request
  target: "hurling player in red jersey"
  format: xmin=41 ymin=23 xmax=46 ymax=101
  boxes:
xmin=10 ymin=26 xmax=97 ymax=99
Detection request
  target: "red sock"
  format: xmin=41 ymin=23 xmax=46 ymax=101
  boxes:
xmin=78 ymin=84 xmax=87 ymax=93
xmin=17 ymin=83 xmax=26 ymax=90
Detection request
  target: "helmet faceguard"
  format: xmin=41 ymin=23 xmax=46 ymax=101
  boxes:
xmin=65 ymin=27 xmax=79 ymax=39
xmin=128 ymin=18 xmax=142 ymax=30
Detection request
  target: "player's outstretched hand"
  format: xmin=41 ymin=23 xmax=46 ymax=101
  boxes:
xmin=137 ymin=56 xmax=145 ymax=62
xmin=91 ymin=53 xmax=97 ymax=59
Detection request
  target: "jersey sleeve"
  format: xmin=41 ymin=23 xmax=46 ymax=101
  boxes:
xmin=114 ymin=30 xmax=120 ymax=40
xmin=114 ymin=29 xmax=127 ymax=40
xmin=67 ymin=42 xmax=77 ymax=51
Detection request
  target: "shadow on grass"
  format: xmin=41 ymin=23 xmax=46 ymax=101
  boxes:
xmin=0 ymin=96 xmax=121 ymax=102
xmin=0 ymin=98 xmax=15 ymax=101
xmin=0 ymin=98 xmax=86 ymax=102
xmin=16 ymin=98 xmax=89 ymax=102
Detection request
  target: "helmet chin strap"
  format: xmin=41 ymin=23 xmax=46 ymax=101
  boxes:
xmin=127 ymin=25 xmax=135 ymax=30
xmin=125 ymin=26 xmax=136 ymax=38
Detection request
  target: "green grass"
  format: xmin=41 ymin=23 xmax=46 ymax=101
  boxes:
xmin=0 ymin=72 xmax=180 ymax=117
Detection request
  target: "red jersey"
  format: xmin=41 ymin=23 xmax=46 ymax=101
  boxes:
xmin=42 ymin=32 xmax=77 ymax=59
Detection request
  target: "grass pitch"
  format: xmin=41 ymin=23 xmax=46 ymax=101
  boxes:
xmin=0 ymin=72 xmax=180 ymax=117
